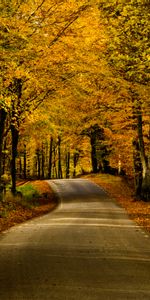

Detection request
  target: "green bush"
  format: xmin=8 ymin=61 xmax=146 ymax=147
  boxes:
xmin=17 ymin=184 xmax=40 ymax=208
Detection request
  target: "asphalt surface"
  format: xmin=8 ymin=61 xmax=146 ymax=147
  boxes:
xmin=0 ymin=178 xmax=150 ymax=300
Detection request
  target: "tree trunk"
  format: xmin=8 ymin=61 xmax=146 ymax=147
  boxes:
xmin=132 ymin=138 xmax=143 ymax=197
xmin=48 ymin=136 xmax=53 ymax=179
xmin=73 ymin=154 xmax=76 ymax=178
xmin=131 ymin=89 xmax=149 ymax=199
xmin=10 ymin=78 xmax=23 ymax=193
xmin=33 ymin=156 xmax=38 ymax=178
xmin=45 ymin=141 xmax=49 ymax=178
xmin=138 ymin=113 xmax=150 ymax=200
xmin=58 ymin=136 xmax=63 ymax=179
xmin=66 ymin=150 xmax=70 ymax=178
xmin=0 ymin=108 xmax=7 ymax=180
xmin=90 ymin=133 xmax=98 ymax=173
xmin=73 ymin=152 xmax=79 ymax=177
xmin=11 ymin=125 xmax=19 ymax=194
xmin=23 ymin=144 xmax=27 ymax=179
xmin=37 ymin=149 xmax=41 ymax=179
xmin=137 ymin=108 xmax=148 ymax=178
xmin=53 ymin=143 xmax=57 ymax=178
xmin=41 ymin=143 xmax=45 ymax=179
xmin=2 ymin=140 xmax=7 ymax=175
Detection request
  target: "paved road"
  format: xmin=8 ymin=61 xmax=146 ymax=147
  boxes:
xmin=0 ymin=179 xmax=150 ymax=300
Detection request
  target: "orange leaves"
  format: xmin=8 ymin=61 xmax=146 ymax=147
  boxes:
xmin=89 ymin=174 xmax=150 ymax=233
xmin=0 ymin=181 xmax=57 ymax=233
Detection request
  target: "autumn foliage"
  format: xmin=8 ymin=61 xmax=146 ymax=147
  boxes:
xmin=0 ymin=0 xmax=149 ymax=200
xmin=87 ymin=174 xmax=150 ymax=234
xmin=0 ymin=180 xmax=58 ymax=233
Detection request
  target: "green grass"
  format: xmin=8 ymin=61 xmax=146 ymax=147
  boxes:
xmin=17 ymin=183 xmax=40 ymax=208
xmin=17 ymin=183 xmax=39 ymax=198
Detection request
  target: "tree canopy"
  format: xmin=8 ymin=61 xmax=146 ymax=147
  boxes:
xmin=0 ymin=0 xmax=149 ymax=199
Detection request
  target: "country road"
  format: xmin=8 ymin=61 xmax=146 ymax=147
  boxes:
xmin=0 ymin=178 xmax=150 ymax=300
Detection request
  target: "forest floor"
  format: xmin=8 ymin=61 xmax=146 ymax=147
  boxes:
xmin=0 ymin=175 xmax=150 ymax=234
xmin=84 ymin=173 xmax=150 ymax=234
xmin=0 ymin=181 xmax=58 ymax=233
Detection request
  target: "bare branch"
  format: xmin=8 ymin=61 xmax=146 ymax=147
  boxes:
xmin=25 ymin=0 xmax=46 ymax=23
xmin=48 ymin=4 xmax=90 ymax=47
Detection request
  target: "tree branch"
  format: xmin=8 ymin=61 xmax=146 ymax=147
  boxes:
xmin=48 ymin=4 xmax=90 ymax=47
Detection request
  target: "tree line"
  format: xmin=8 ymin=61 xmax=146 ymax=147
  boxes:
xmin=0 ymin=0 xmax=150 ymax=200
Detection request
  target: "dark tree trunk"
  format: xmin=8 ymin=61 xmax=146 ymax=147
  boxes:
xmin=137 ymin=112 xmax=150 ymax=199
xmin=9 ymin=78 xmax=23 ymax=193
xmin=33 ymin=156 xmax=38 ymax=178
xmin=23 ymin=144 xmax=27 ymax=179
xmin=131 ymin=90 xmax=149 ymax=198
xmin=0 ymin=109 xmax=7 ymax=180
xmin=66 ymin=150 xmax=70 ymax=178
xmin=73 ymin=152 xmax=79 ymax=177
xmin=132 ymin=138 xmax=143 ymax=197
xmin=11 ymin=125 xmax=19 ymax=194
xmin=90 ymin=133 xmax=98 ymax=173
xmin=82 ymin=124 xmax=104 ymax=174
xmin=41 ymin=143 xmax=45 ymax=179
xmin=37 ymin=149 xmax=41 ymax=179
xmin=48 ymin=136 xmax=53 ymax=179
xmin=137 ymin=107 xmax=148 ymax=178
xmin=53 ymin=143 xmax=57 ymax=179
xmin=58 ymin=136 xmax=63 ymax=179
xmin=2 ymin=140 xmax=7 ymax=175
xmin=45 ymin=141 xmax=49 ymax=178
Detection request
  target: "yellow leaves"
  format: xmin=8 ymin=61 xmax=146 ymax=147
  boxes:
xmin=13 ymin=68 xmax=27 ymax=79
xmin=0 ymin=180 xmax=57 ymax=233
xmin=0 ymin=96 xmax=10 ymax=111
xmin=4 ymin=96 xmax=11 ymax=108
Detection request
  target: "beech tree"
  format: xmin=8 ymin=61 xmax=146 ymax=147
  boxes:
xmin=99 ymin=0 xmax=150 ymax=198
xmin=0 ymin=0 xmax=95 ymax=193
xmin=1 ymin=0 xmax=149 ymax=200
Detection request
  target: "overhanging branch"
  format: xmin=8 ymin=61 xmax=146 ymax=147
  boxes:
xmin=48 ymin=4 xmax=90 ymax=47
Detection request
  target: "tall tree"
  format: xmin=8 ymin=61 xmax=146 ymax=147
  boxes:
xmin=99 ymin=0 xmax=150 ymax=197
xmin=0 ymin=0 xmax=94 ymax=192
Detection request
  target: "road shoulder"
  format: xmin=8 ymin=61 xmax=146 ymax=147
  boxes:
xmin=84 ymin=174 xmax=150 ymax=234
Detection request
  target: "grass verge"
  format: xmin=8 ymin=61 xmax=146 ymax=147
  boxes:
xmin=0 ymin=181 xmax=58 ymax=233
xmin=84 ymin=173 xmax=150 ymax=234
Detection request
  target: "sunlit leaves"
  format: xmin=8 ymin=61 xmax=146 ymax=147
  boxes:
xmin=99 ymin=0 xmax=150 ymax=85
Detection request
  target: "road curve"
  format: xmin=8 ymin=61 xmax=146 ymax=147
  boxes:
xmin=0 ymin=178 xmax=150 ymax=300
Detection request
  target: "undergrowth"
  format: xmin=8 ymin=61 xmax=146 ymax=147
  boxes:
xmin=17 ymin=183 xmax=40 ymax=208
xmin=0 ymin=181 xmax=58 ymax=232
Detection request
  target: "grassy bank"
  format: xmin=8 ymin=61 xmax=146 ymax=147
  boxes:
xmin=0 ymin=181 xmax=58 ymax=233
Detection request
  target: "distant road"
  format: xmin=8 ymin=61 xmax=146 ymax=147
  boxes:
xmin=0 ymin=178 xmax=150 ymax=299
